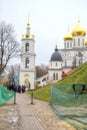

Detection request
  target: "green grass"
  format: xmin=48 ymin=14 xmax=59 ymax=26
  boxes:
xmin=27 ymin=85 xmax=51 ymax=102
xmin=28 ymin=62 xmax=87 ymax=102
xmin=57 ymin=62 xmax=87 ymax=85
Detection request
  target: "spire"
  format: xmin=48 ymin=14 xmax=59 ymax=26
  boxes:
xmin=55 ymin=44 xmax=58 ymax=51
xmin=68 ymin=25 xmax=69 ymax=32
xmin=26 ymin=15 xmax=30 ymax=35
xmin=27 ymin=15 xmax=30 ymax=28
xmin=78 ymin=16 xmax=80 ymax=23
xmin=22 ymin=15 xmax=34 ymax=40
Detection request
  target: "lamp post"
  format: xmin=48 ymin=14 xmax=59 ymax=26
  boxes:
xmin=14 ymin=92 xmax=16 ymax=104
xmin=31 ymin=92 xmax=33 ymax=104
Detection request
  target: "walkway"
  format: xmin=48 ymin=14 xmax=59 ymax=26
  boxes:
xmin=16 ymin=93 xmax=76 ymax=130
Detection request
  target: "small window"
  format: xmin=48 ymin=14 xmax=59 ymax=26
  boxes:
xmin=26 ymin=43 xmax=29 ymax=52
xmin=26 ymin=35 xmax=28 ymax=38
xmin=78 ymin=38 xmax=80 ymax=46
xmin=70 ymin=42 xmax=72 ymax=48
xmin=74 ymin=39 xmax=75 ymax=47
xmin=82 ymin=39 xmax=84 ymax=46
xmin=67 ymin=42 xmax=69 ymax=48
xmin=25 ymin=58 xmax=29 ymax=68
xmin=42 ymin=78 xmax=46 ymax=82
xmin=65 ymin=60 xmax=67 ymax=67
xmin=56 ymin=73 xmax=58 ymax=80
xmin=65 ymin=42 xmax=66 ymax=49
xmin=56 ymin=62 xmax=57 ymax=66
xmin=53 ymin=73 xmax=55 ymax=80
xmin=61 ymin=63 xmax=62 ymax=67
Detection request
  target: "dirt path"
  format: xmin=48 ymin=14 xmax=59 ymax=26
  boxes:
xmin=0 ymin=103 xmax=19 ymax=130
xmin=16 ymin=93 xmax=76 ymax=130
xmin=16 ymin=93 xmax=44 ymax=130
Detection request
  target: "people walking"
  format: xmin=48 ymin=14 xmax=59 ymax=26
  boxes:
xmin=22 ymin=85 xmax=26 ymax=93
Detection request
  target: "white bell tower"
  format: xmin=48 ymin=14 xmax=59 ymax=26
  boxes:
xmin=20 ymin=19 xmax=36 ymax=90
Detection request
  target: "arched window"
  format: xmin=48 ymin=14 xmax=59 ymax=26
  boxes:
xmin=25 ymin=58 xmax=29 ymax=68
xmin=74 ymin=39 xmax=75 ymax=47
xmin=53 ymin=73 xmax=55 ymax=80
xmin=56 ymin=62 xmax=57 ymax=66
xmin=70 ymin=42 xmax=72 ymax=48
xmin=82 ymin=39 xmax=84 ymax=46
xmin=78 ymin=38 xmax=80 ymax=46
xmin=56 ymin=73 xmax=58 ymax=80
xmin=65 ymin=42 xmax=66 ymax=49
xmin=65 ymin=60 xmax=67 ymax=67
xmin=67 ymin=42 xmax=69 ymax=48
xmin=26 ymin=43 xmax=29 ymax=52
xmin=61 ymin=63 xmax=62 ymax=68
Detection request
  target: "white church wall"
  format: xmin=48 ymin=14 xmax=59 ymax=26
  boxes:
xmin=58 ymin=70 xmax=63 ymax=81
xmin=49 ymin=61 xmax=63 ymax=69
xmin=21 ymin=56 xmax=25 ymax=69
xmin=29 ymin=72 xmax=35 ymax=89
xmin=73 ymin=36 xmax=85 ymax=48
xmin=66 ymin=59 xmax=72 ymax=67
xmin=21 ymin=55 xmax=35 ymax=70
xmin=48 ymin=69 xmax=62 ymax=82
xmin=21 ymin=39 xmax=35 ymax=53
xmin=65 ymin=40 xmax=73 ymax=49
xmin=19 ymin=71 xmax=25 ymax=85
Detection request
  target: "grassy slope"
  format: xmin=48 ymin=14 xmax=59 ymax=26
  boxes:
xmin=28 ymin=85 xmax=51 ymax=102
xmin=57 ymin=62 xmax=87 ymax=84
xmin=28 ymin=62 xmax=87 ymax=102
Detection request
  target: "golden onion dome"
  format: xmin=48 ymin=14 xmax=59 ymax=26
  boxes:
xmin=85 ymin=39 xmax=87 ymax=46
xmin=72 ymin=20 xmax=86 ymax=36
xmin=64 ymin=31 xmax=73 ymax=41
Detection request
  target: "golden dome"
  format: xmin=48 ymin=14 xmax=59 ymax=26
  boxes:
xmin=85 ymin=39 xmax=87 ymax=45
xmin=64 ymin=31 xmax=73 ymax=41
xmin=72 ymin=20 xmax=86 ymax=36
xmin=22 ymin=34 xmax=34 ymax=40
xmin=22 ymin=18 xmax=35 ymax=40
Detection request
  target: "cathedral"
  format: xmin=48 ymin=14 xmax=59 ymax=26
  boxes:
xmin=59 ymin=20 xmax=87 ymax=70
xmin=20 ymin=19 xmax=87 ymax=89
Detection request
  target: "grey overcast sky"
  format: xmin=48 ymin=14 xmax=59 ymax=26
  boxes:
xmin=0 ymin=0 xmax=87 ymax=65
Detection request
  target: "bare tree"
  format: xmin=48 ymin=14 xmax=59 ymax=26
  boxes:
xmin=35 ymin=64 xmax=48 ymax=78
xmin=0 ymin=21 xmax=20 ymax=74
xmin=8 ymin=65 xmax=20 ymax=85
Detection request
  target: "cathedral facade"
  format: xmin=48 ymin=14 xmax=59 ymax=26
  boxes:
xmin=36 ymin=20 xmax=87 ymax=87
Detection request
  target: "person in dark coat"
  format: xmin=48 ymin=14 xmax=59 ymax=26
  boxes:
xmin=22 ymin=85 xmax=26 ymax=93
xmin=22 ymin=85 xmax=24 ymax=93
xmin=18 ymin=85 xmax=21 ymax=93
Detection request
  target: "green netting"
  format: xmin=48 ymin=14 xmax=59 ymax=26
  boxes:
xmin=50 ymin=85 xmax=87 ymax=130
xmin=0 ymin=86 xmax=15 ymax=106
